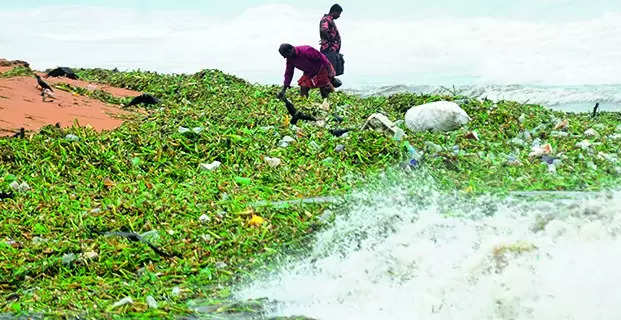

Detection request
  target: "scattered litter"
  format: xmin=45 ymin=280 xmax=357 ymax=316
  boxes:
xmin=278 ymin=136 xmax=295 ymax=148
xmin=264 ymin=157 xmax=282 ymax=168
xmin=200 ymin=161 xmax=221 ymax=171
xmin=541 ymin=155 xmax=559 ymax=165
xmin=65 ymin=134 xmax=80 ymax=142
xmin=610 ymin=134 xmax=621 ymax=141
xmin=550 ymin=131 xmax=569 ymax=138
xmin=518 ymin=114 xmax=526 ymax=124
xmin=392 ymin=127 xmax=406 ymax=141
xmin=576 ymin=140 xmax=592 ymax=151
xmin=452 ymin=145 xmax=460 ymax=156
xmin=587 ymin=161 xmax=598 ymax=170
xmin=62 ymin=253 xmax=77 ymax=265
xmin=405 ymin=101 xmax=471 ymax=132
xmin=424 ymin=141 xmax=443 ymax=153
xmin=81 ymin=251 xmax=98 ymax=260
xmin=199 ymin=214 xmax=211 ymax=224
xmin=167 ymin=230 xmax=175 ymax=235
xmin=506 ymin=155 xmax=522 ymax=167
xmin=405 ymin=141 xmax=423 ymax=161
xmin=361 ymin=113 xmax=399 ymax=135
xmin=335 ymin=144 xmax=345 ymax=152
xmin=90 ymin=208 xmax=102 ymax=214
xmin=146 ymin=296 xmax=158 ymax=309
xmin=616 ymin=124 xmax=621 ymax=132
xmin=598 ymin=152 xmax=618 ymax=163
xmin=554 ymin=119 xmax=569 ymax=130
xmin=9 ymin=181 xmax=19 ymax=191
xmin=172 ymin=287 xmax=181 ymax=297
xmin=510 ymin=138 xmax=526 ymax=147
xmin=314 ymin=120 xmax=327 ymax=128
xmin=215 ymin=262 xmax=228 ymax=269
xmin=111 ymin=297 xmax=134 ymax=309
xmin=464 ymin=131 xmax=479 ymax=141
xmin=529 ymin=144 xmax=552 ymax=158
xmin=10 ymin=181 xmax=31 ymax=193
xmin=309 ymin=141 xmax=321 ymax=151
xmin=192 ymin=127 xmax=204 ymax=134
xmin=140 ymin=230 xmax=159 ymax=241
xmin=584 ymin=129 xmax=600 ymax=138
xmin=178 ymin=127 xmax=190 ymax=134
xmin=517 ymin=131 xmax=532 ymax=141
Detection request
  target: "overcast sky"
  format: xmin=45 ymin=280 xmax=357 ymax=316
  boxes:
xmin=1 ymin=1 xmax=620 ymax=87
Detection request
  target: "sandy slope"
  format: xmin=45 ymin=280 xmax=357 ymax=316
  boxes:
xmin=0 ymin=64 xmax=140 ymax=137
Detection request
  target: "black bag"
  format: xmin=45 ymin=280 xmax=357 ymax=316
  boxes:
xmin=325 ymin=51 xmax=345 ymax=76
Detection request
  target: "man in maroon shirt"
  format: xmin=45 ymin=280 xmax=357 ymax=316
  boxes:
xmin=277 ymin=43 xmax=336 ymax=100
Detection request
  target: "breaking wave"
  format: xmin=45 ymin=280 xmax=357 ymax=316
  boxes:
xmin=231 ymin=170 xmax=621 ymax=320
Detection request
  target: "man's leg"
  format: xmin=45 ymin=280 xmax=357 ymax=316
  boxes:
xmin=320 ymin=87 xmax=331 ymax=99
xmin=300 ymin=87 xmax=310 ymax=98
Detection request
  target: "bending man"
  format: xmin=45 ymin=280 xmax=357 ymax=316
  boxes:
xmin=278 ymin=43 xmax=336 ymax=100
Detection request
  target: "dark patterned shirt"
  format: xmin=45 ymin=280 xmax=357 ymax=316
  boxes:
xmin=319 ymin=14 xmax=341 ymax=53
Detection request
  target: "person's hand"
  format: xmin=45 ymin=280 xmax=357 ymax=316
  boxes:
xmin=277 ymin=87 xmax=287 ymax=100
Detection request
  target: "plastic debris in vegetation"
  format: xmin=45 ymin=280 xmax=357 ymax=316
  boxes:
xmin=405 ymin=101 xmax=471 ymax=132
xmin=65 ymin=134 xmax=80 ymax=142
xmin=518 ymin=114 xmax=526 ymax=124
xmin=199 ymin=214 xmax=210 ymax=224
xmin=554 ymin=119 xmax=569 ymax=131
xmin=361 ymin=113 xmax=399 ymax=136
xmin=529 ymin=143 xmax=552 ymax=158
xmin=506 ymin=155 xmax=522 ymax=167
xmin=335 ymin=144 xmax=345 ymax=152
xmin=278 ymin=136 xmax=295 ymax=148
xmin=510 ymin=138 xmax=526 ymax=147
xmin=424 ymin=141 xmax=443 ymax=153
xmin=111 ymin=297 xmax=134 ymax=309
xmin=402 ymin=141 xmax=422 ymax=169
xmin=264 ymin=156 xmax=282 ymax=168
xmin=199 ymin=161 xmax=221 ymax=171
xmin=146 ymin=296 xmax=158 ymax=309
xmin=392 ymin=127 xmax=406 ymax=141
xmin=584 ymin=128 xmax=600 ymax=138
xmin=576 ymin=140 xmax=592 ymax=151
xmin=10 ymin=181 xmax=31 ymax=193
xmin=464 ymin=131 xmax=479 ymax=141
xmin=550 ymin=131 xmax=569 ymax=138
xmin=62 ymin=253 xmax=77 ymax=265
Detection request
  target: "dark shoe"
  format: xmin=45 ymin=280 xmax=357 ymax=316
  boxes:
xmin=331 ymin=78 xmax=342 ymax=88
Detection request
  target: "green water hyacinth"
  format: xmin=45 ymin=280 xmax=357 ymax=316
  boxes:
xmin=0 ymin=67 xmax=619 ymax=318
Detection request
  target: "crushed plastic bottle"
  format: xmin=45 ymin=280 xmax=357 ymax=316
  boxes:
xmin=403 ymin=141 xmax=422 ymax=169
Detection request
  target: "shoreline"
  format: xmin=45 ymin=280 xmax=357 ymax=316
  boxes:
xmin=1 ymin=63 xmax=619 ymax=319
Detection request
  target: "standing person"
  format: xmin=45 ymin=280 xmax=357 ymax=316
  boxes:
xmin=277 ymin=43 xmax=336 ymax=101
xmin=320 ymin=4 xmax=344 ymax=87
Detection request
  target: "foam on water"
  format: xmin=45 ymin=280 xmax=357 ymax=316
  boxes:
xmin=347 ymin=84 xmax=621 ymax=113
xmin=233 ymin=171 xmax=621 ymax=320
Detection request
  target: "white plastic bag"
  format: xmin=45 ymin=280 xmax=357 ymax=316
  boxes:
xmin=405 ymin=101 xmax=471 ymax=132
